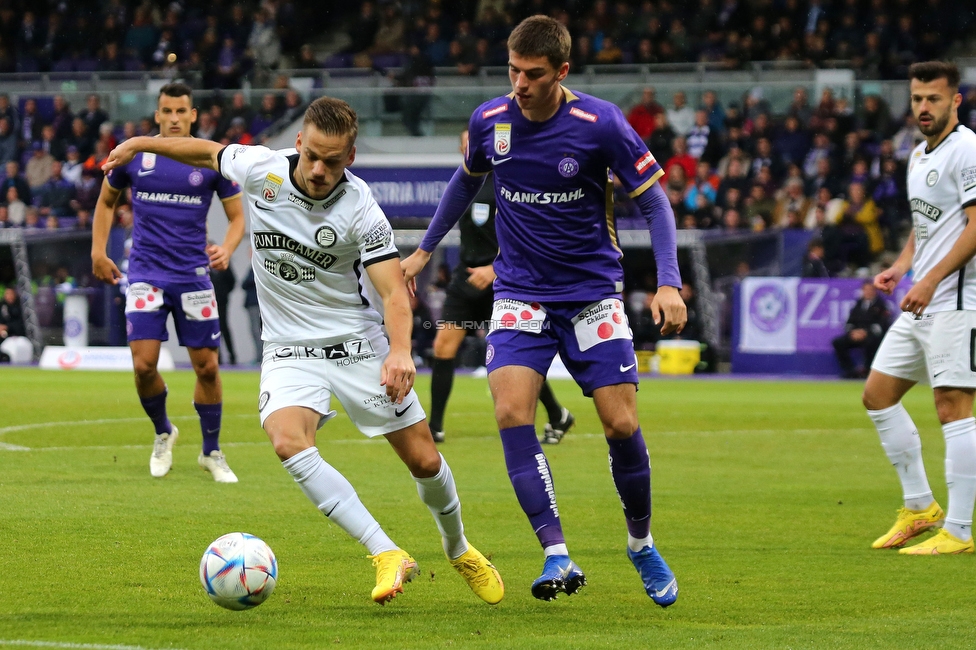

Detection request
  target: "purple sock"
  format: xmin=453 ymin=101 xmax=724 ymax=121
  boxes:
xmin=607 ymin=427 xmax=652 ymax=539
xmin=140 ymin=390 xmax=172 ymax=436
xmin=194 ymin=402 xmax=222 ymax=455
xmin=500 ymin=424 xmax=565 ymax=549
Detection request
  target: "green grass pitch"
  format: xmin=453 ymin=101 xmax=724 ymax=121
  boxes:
xmin=1 ymin=367 xmax=975 ymax=649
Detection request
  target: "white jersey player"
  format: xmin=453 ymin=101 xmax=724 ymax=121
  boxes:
xmin=863 ymin=61 xmax=976 ymax=555
xmin=102 ymin=96 xmax=505 ymax=605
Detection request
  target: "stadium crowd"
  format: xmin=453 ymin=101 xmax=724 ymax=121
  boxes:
xmin=0 ymin=88 xmax=303 ymax=231
xmin=332 ymin=0 xmax=969 ymax=79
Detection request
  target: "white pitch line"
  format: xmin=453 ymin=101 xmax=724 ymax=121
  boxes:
xmin=0 ymin=640 xmax=183 ymax=650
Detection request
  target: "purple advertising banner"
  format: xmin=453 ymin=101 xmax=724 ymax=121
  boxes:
xmin=794 ymin=279 xmax=910 ymax=351
xmin=351 ymin=166 xmax=456 ymax=218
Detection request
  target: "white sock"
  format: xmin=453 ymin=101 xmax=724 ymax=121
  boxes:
xmin=943 ymin=418 xmax=976 ymax=542
xmin=868 ymin=404 xmax=934 ymax=511
xmin=282 ymin=446 xmax=397 ymax=555
xmin=544 ymin=543 xmax=569 ymax=557
xmin=413 ymin=453 xmax=468 ymax=559
xmin=628 ymin=534 xmax=654 ymax=553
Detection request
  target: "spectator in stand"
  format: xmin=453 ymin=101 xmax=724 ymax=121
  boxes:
xmin=394 ymin=43 xmax=435 ymax=137
xmin=627 ymin=87 xmax=664 ymax=143
xmin=774 ymin=178 xmax=811 ymax=228
xmin=750 ymin=137 xmax=781 ymax=179
xmin=0 ymin=95 xmax=18 ymax=134
xmin=665 ymin=162 xmax=688 ymax=198
xmin=841 ymin=181 xmax=883 ymax=257
xmin=370 ymin=3 xmax=406 ymax=56
xmin=805 ymin=186 xmax=845 ymax=229
xmin=667 ymin=90 xmax=695 ymax=137
xmin=67 ymin=118 xmax=93 ymax=160
xmin=97 ymin=123 xmax=117 ymax=152
xmin=0 ymin=286 xmax=25 ymax=341
xmin=50 ymin=95 xmax=73 ymax=141
xmin=38 ymin=124 xmax=65 ymax=160
xmin=195 ymin=112 xmax=217 ymax=141
xmin=6 ymin=186 xmax=25 ymax=226
xmin=25 ymin=141 xmax=54 ymax=191
xmin=81 ymin=95 xmax=109 ymax=136
xmin=648 ymin=110 xmax=675 ymax=162
xmin=70 ymin=168 xmax=101 ymax=213
xmin=687 ymin=109 xmax=721 ymax=166
xmin=228 ymin=92 xmax=255 ymax=128
xmin=873 ymin=157 xmax=906 ymax=250
xmin=717 ymin=141 xmax=751 ymax=180
xmin=61 ymin=146 xmax=83 ymax=186
xmin=0 ymin=117 xmax=17 ymax=165
xmin=215 ymin=37 xmax=242 ymax=89
xmin=806 ymin=156 xmax=842 ymax=197
xmin=2 ymin=160 xmax=31 ymax=206
xmin=247 ymin=8 xmax=282 ymax=86
xmin=19 ymin=99 xmax=43 ymax=147
xmin=891 ymin=111 xmax=924 ymax=161
xmin=722 ymin=208 xmax=747 ymax=231
xmin=803 ymin=131 xmax=834 ymax=181
xmin=787 ymin=87 xmax=813 ymax=125
xmin=774 ymin=115 xmax=811 ymax=168
xmin=700 ymin=90 xmax=725 ymax=136
xmin=832 ymin=280 xmax=890 ymax=378
xmin=684 ymin=161 xmax=719 ymax=212
xmin=744 ymin=183 xmax=775 ymax=230
xmin=35 ymin=161 xmax=75 ymax=217
xmin=82 ymin=141 xmax=110 ymax=177
xmin=802 ymin=238 xmax=830 ymax=278
xmin=858 ymin=94 xmax=893 ymax=144
xmin=664 ymin=136 xmax=696 ymax=181
xmin=280 ymin=90 xmax=304 ymax=124
xmin=223 ymin=117 xmax=254 ymax=145
xmin=250 ymin=94 xmax=281 ymax=136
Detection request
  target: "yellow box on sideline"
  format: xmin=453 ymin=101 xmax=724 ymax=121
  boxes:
xmin=657 ymin=340 xmax=700 ymax=375
xmin=635 ymin=350 xmax=655 ymax=373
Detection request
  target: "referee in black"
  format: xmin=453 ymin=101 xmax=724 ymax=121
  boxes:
xmin=425 ymin=130 xmax=575 ymax=444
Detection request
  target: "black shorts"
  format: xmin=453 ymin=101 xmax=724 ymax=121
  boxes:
xmin=440 ymin=270 xmax=494 ymax=326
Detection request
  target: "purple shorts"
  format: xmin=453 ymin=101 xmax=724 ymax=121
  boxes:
xmin=125 ymin=278 xmax=221 ymax=349
xmin=485 ymin=298 xmax=638 ymax=396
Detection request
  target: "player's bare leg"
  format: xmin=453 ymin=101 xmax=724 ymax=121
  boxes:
xmin=490 ymin=366 xmax=583 ymax=600
xmin=429 ymin=324 xmax=467 ymax=443
xmin=131 ymin=339 xmax=179 ymax=477
xmin=264 ymin=406 xmax=410 ymax=604
xmin=593 ymin=383 xmax=676 ymax=606
xmin=188 ymin=345 xmax=235 ymax=482
xmin=862 ymin=370 xmax=944 ymax=548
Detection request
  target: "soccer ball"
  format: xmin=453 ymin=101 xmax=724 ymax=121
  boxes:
xmin=200 ymin=532 xmax=278 ymax=610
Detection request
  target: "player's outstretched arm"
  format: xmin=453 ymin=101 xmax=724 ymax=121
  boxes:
xmin=902 ymin=206 xmax=976 ymax=315
xmin=208 ymin=196 xmax=246 ymax=271
xmin=91 ymin=178 xmax=123 ymax=285
xmin=874 ymin=232 xmax=914 ymax=295
xmin=103 ymin=136 xmax=223 ymax=174
xmin=367 ymin=257 xmax=416 ymax=404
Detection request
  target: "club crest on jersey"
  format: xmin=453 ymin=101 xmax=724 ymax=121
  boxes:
xmin=494 ymin=123 xmax=511 ymax=155
xmin=926 ymin=170 xmax=939 ymax=187
xmin=558 ymin=157 xmax=579 ymax=178
xmin=188 ymin=170 xmax=204 ymax=186
xmin=471 ymin=202 xmax=490 ymax=226
xmin=262 ymin=172 xmax=284 ymax=202
xmin=141 ymin=153 xmax=156 ymax=170
xmin=315 ymin=226 xmax=337 ymax=247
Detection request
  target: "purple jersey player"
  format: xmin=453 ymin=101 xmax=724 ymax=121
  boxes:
xmin=402 ymin=16 xmax=686 ymax=606
xmin=92 ymin=83 xmax=245 ymax=483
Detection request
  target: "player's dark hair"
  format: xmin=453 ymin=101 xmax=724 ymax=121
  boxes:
xmin=303 ymin=96 xmax=358 ymax=144
xmin=508 ymin=15 xmax=571 ymax=70
xmin=158 ymin=82 xmax=193 ymax=101
xmin=909 ymin=61 xmax=960 ymax=91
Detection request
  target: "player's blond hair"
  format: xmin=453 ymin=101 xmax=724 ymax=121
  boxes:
xmin=303 ymin=96 xmax=359 ymax=143
xmin=508 ymin=15 xmax=571 ymax=71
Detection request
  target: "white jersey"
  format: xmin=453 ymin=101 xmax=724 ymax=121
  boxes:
xmin=219 ymin=144 xmax=399 ymax=345
xmin=908 ymin=124 xmax=976 ymax=313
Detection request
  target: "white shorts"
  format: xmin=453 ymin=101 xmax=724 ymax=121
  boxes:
xmin=871 ymin=311 xmax=976 ymax=388
xmin=257 ymin=331 xmax=426 ymax=437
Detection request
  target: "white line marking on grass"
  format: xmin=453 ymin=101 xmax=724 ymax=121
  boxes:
xmin=0 ymin=414 xmax=256 ymax=452
xmin=0 ymin=640 xmax=183 ymax=650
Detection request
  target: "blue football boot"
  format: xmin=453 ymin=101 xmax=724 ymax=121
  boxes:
xmin=530 ymin=555 xmax=586 ymax=601
xmin=628 ymin=545 xmax=678 ymax=607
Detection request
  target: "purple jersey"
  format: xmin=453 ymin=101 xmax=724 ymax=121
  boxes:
xmin=464 ymin=89 xmax=666 ymax=301
xmin=108 ymin=150 xmax=240 ymax=282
